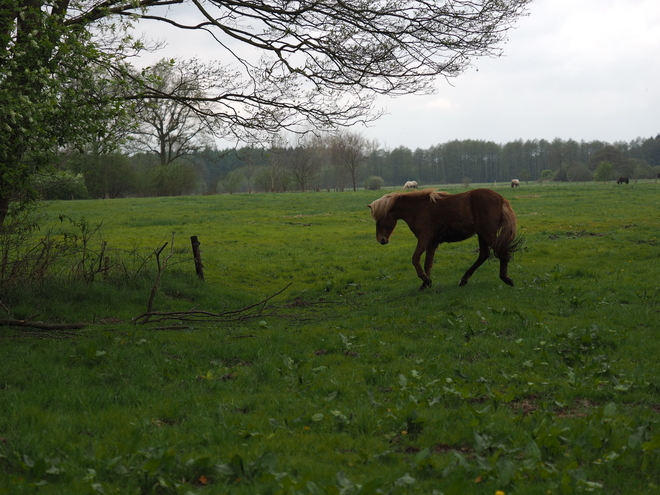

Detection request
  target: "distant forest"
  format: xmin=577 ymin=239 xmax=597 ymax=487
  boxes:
xmin=46 ymin=135 xmax=660 ymax=200
xmin=362 ymin=136 xmax=660 ymax=187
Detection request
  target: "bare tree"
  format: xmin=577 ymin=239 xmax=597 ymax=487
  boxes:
xmin=219 ymin=170 xmax=245 ymax=194
xmin=330 ymin=131 xmax=368 ymax=191
xmin=127 ymin=59 xmax=215 ymax=166
xmin=235 ymin=147 xmax=262 ymax=194
xmin=288 ymin=135 xmax=325 ymax=192
xmin=260 ymin=136 xmax=290 ymax=192
xmin=124 ymin=1 xmax=530 ymax=142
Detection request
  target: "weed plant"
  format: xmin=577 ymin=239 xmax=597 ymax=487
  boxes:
xmin=1 ymin=182 xmax=660 ymax=494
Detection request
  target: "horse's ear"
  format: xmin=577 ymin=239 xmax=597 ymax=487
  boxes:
xmin=367 ymin=204 xmax=372 ymax=209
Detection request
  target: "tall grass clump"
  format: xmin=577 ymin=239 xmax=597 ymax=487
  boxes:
xmin=0 ymin=203 xmax=222 ymax=324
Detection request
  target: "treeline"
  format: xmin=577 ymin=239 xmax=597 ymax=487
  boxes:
xmin=42 ymin=135 xmax=660 ymax=199
xmin=365 ymin=136 xmax=660 ymax=186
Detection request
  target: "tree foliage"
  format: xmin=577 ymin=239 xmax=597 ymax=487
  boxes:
xmin=58 ymin=135 xmax=660 ymax=197
xmin=0 ymin=0 xmax=129 ymax=226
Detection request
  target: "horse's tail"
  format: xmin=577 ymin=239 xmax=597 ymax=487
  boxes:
xmin=493 ymin=199 xmax=524 ymax=261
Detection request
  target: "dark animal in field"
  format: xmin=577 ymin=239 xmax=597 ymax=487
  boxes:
xmin=511 ymin=179 xmax=520 ymax=188
xmin=617 ymin=177 xmax=629 ymax=184
xmin=368 ymin=188 xmax=524 ymax=290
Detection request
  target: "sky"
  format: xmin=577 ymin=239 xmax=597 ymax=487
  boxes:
xmin=136 ymin=0 xmax=660 ymax=150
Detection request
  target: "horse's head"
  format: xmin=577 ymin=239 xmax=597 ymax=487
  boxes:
xmin=368 ymin=196 xmax=398 ymax=245
xmin=373 ymin=214 xmax=396 ymax=245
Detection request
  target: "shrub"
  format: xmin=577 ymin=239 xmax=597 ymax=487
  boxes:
xmin=566 ymin=163 xmax=593 ymax=183
xmin=219 ymin=170 xmax=246 ymax=194
xmin=539 ymin=169 xmax=554 ymax=183
xmin=364 ymin=175 xmax=384 ymax=190
xmin=32 ymin=170 xmax=90 ymax=200
xmin=593 ymin=161 xmax=613 ymax=182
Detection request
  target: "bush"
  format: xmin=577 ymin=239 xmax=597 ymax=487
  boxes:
xmin=539 ymin=169 xmax=554 ymax=183
xmin=219 ymin=170 xmax=245 ymax=194
xmin=364 ymin=175 xmax=384 ymax=190
xmin=566 ymin=163 xmax=593 ymax=183
xmin=593 ymin=161 xmax=613 ymax=182
xmin=32 ymin=170 xmax=89 ymax=200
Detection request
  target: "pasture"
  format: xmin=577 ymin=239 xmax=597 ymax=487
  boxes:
xmin=1 ymin=182 xmax=660 ymax=494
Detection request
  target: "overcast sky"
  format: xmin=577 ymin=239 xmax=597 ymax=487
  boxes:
xmin=137 ymin=0 xmax=660 ymax=149
xmin=363 ymin=0 xmax=660 ymax=149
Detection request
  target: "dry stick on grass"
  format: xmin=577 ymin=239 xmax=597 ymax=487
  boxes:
xmin=132 ymin=282 xmax=293 ymax=326
xmin=0 ymin=319 xmax=86 ymax=330
xmin=134 ymin=235 xmax=296 ymax=326
xmin=141 ymin=236 xmax=175 ymax=324
xmin=0 ymin=299 xmax=86 ymax=330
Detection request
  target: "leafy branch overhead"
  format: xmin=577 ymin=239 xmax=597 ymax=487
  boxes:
xmin=4 ymin=0 xmax=533 ymax=129
xmin=119 ymin=0 xmax=531 ymax=138
xmin=1 ymin=0 xmax=530 ymax=227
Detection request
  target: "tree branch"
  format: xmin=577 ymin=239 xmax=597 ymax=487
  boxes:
xmin=0 ymin=319 xmax=86 ymax=330
xmin=132 ymin=282 xmax=294 ymax=325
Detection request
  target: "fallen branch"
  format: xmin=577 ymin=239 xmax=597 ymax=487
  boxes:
xmin=0 ymin=319 xmax=86 ymax=330
xmin=132 ymin=282 xmax=293 ymax=325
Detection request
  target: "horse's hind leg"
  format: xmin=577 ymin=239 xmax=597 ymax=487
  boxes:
xmin=459 ymin=236 xmax=490 ymax=286
xmin=493 ymin=239 xmax=513 ymax=287
xmin=498 ymin=258 xmax=514 ymax=286
xmin=493 ymin=241 xmax=515 ymax=286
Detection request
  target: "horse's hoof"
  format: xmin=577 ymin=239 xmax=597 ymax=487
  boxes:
xmin=419 ymin=279 xmax=432 ymax=290
xmin=459 ymin=278 xmax=469 ymax=286
xmin=503 ymin=278 xmax=514 ymax=287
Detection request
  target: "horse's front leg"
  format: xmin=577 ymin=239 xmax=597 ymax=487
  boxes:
xmin=423 ymin=244 xmax=438 ymax=288
xmin=411 ymin=240 xmax=432 ymax=289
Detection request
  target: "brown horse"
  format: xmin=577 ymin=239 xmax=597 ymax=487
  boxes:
xmin=368 ymin=188 xmax=523 ymax=290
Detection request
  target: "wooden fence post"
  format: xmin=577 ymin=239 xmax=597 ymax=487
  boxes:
xmin=190 ymin=236 xmax=204 ymax=281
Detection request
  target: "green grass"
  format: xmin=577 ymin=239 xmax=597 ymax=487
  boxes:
xmin=1 ymin=182 xmax=660 ymax=494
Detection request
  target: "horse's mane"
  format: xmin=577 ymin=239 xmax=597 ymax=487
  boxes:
xmin=369 ymin=189 xmax=449 ymax=221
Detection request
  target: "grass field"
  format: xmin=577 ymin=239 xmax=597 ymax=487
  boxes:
xmin=1 ymin=181 xmax=660 ymax=494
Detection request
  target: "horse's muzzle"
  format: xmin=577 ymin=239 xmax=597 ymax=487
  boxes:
xmin=378 ymin=237 xmax=389 ymax=245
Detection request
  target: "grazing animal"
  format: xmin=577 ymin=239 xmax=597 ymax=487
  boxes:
xmin=403 ymin=181 xmax=418 ymax=190
xmin=368 ymin=189 xmax=523 ymax=290
xmin=617 ymin=177 xmax=629 ymax=184
xmin=511 ymin=179 xmax=520 ymax=188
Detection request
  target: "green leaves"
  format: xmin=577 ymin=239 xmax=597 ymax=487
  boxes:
xmin=1 ymin=1 xmax=133 ymax=225
xmin=215 ymin=452 xmax=279 ymax=483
